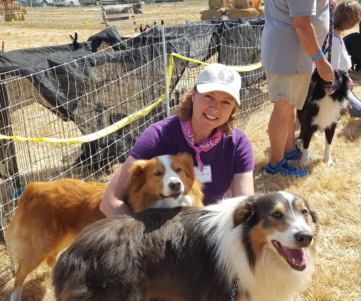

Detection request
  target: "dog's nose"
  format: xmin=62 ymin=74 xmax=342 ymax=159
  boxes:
xmin=295 ymin=231 xmax=313 ymax=247
xmin=169 ymin=180 xmax=181 ymax=191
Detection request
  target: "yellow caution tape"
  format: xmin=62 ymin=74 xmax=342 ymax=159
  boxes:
xmin=0 ymin=94 xmax=165 ymax=143
xmin=170 ymin=53 xmax=263 ymax=72
xmin=1 ymin=53 xmax=262 ymax=143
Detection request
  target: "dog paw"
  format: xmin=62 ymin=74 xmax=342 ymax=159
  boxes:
xmin=296 ymin=138 xmax=302 ymax=144
xmin=325 ymin=159 xmax=335 ymax=166
xmin=300 ymin=157 xmax=309 ymax=166
xmin=300 ymin=151 xmax=309 ymax=166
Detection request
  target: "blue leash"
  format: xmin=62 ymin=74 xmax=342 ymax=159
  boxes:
xmin=230 ymin=278 xmax=239 ymax=301
xmin=321 ymin=3 xmax=334 ymax=63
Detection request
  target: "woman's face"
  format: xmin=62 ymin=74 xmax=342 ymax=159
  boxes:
xmin=191 ymin=90 xmax=236 ymax=134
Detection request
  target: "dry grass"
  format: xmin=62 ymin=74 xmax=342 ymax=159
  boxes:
xmin=1 ymin=2 xmax=361 ymax=301
xmin=247 ymin=104 xmax=361 ymax=301
xmin=0 ymin=2 xmax=209 ymax=52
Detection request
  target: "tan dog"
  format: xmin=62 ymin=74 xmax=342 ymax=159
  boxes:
xmin=7 ymin=152 xmax=203 ymax=301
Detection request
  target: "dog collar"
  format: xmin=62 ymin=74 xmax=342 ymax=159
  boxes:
xmin=230 ymin=278 xmax=239 ymax=301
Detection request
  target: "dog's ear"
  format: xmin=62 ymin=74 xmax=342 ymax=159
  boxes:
xmin=124 ymin=160 xmax=147 ymax=191
xmin=309 ymin=209 xmax=318 ymax=224
xmin=310 ymin=209 xmax=320 ymax=236
xmin=177 ymin=152 xmax=195 ymax=178
xmin=341 ymin=70 xmax=350 ymax=96
xmin=233 ymin=198 xmax=254 ymax=227
xmin=336 ymin=70 xmax=349 ymax=101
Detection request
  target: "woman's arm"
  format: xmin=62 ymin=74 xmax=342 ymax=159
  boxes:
xmin=100 ymin=156 xmax=137 ymax=217
xmin=232 ymin=171 xmax=254 ymax=197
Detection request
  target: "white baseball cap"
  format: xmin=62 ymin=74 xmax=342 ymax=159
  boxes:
xmin=196 ymin=64 xmax=242 ymax=105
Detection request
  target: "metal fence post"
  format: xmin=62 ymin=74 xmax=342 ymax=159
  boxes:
xmin=161 ymin=20 xmax=170 ymax=118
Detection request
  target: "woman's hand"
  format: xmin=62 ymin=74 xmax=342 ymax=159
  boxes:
xmin=100 ymin=156 xmax=136 ymax=217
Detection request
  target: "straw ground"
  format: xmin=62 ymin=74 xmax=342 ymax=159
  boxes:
xmin=0 ymin=1 xmax=209 ymax=51
xmin=1 ymin=2 xmax=361 ymax=301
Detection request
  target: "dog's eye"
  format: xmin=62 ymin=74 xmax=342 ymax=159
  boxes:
xmin=271 ymin=212 xmax=283 ymax=219
xmin=301 ymin=209 xmax=308 ymax=215
xmin=154 ymin=171 xmax=162 ymax=176
xmin=175 ymin=167 xmax=182 ymax=172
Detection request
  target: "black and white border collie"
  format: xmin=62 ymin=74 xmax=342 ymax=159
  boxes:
xmin=52 ymin=192 xmax=318 ymax=301
xmin=297 ymin=69 xmax=349 ymax=166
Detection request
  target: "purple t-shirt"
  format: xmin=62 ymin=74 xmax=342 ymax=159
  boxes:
xmin=130 ymin=115 xmax=254 ymax=205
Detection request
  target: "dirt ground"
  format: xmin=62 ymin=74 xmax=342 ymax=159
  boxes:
xmin=0 ymin=2 xmax=210 ymax=51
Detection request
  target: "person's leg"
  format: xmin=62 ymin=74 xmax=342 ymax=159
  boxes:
xmin=268 ymin=99 xmax=295 ymax=165
xmin=264 ymin=71 xmax=309 ymax=177
xmin=285 ymin=107 xmax=297 ymax=150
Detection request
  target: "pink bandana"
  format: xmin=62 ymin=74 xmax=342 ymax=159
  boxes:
xmin=180 ymin=120 xmax=222 ymax=172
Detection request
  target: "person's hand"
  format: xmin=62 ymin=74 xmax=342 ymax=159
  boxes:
xmin=315 ymin=59 xmax=334 ymax=82
xmin=329 ymin=0 xmax=337 ymax=10
xmin=342 ymin=100 xmax=352 ymax=115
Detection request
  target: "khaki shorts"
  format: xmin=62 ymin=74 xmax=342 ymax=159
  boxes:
xmin=265 ymin=71 xmax=312 ymax=110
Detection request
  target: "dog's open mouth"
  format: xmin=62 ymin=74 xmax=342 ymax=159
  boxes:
xmin=159 ymin=193 xmax=181 ymax=199
xmin=324 ymin=82 xmax=334 ymax=94
xmin=272 ymin=241 xmax=307 ymax=271
xmin=324 ymin=87 xmax=333 ymax=94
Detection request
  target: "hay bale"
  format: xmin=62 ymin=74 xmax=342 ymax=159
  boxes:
xmin=257 ymin=7 xmax=264 ymax=16
xmin=4 ymin=11 xmax=23 ymax=21
xmin=229 ymin=8 xmax=259 ymax=18
xmin=209 ymin=0 xmax=235 ymax=9
xmin=21 ymin=7 xmax=27 ymax=14
xmin=201 ymin=8 xmax=221 ymax=19
xmin=15 ymin=2 xmax=21 ymax=10
xmin=4 ymin=1 xmax=13 ymax=11
xmin=16 ymin=11 xmax=23 ymax=20
xmin=234 ymin=0 xmax=248 ymax=9
xmin=4 ymin=12 xmax=13 ymax=21
xmin=201 ymin=8 xmax=259 ymax=20
xmin=209 ymin=0 xmax=219 ymax=9
xmin=13 ymin=12 xmax=19 ymax=21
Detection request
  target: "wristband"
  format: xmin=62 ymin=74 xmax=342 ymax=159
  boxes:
xmin=311 ymin=51 xmax=324 ymax=61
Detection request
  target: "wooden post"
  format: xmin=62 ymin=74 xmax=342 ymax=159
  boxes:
xmin=0 ymin=74 xmax=21 ymax=189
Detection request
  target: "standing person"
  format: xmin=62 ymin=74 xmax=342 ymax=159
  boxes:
xmin=331 ymin=0 xmax=361 ymax=117
xmin=100 ymin=63 xmax=254 ymax=217
xmin=261 ymin=0 xmax=336 ymax=177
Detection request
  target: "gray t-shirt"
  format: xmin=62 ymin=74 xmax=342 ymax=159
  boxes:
xmin=261 ymin=0 xmax=329 ymax=75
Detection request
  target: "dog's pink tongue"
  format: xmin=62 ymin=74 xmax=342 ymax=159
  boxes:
xmin=324 ymin=87 xmax=333 ymax=94
xmin=284 ymin=248 xmax=307 ymax=266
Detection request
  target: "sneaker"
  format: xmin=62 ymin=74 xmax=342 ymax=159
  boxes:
xmin=264 ymin=157 xmax=308 ymax=178
xmin=284 ymin=145 xmax=302 ymax=161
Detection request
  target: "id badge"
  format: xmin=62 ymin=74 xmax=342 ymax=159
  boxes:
xmin=194 ymin=165 xmax=212 ymax=183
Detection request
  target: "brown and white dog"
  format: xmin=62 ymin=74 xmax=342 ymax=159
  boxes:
xmin=7 ymin=152 xmax=203 ymax=301
xmin=53 ymin=192 xmax=318 ymax=301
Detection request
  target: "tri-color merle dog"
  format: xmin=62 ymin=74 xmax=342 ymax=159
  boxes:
xmin=52 ymin=192 xmax=318 ymax=301
xmin=297 ymin=69 xmax=349 ymax=166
